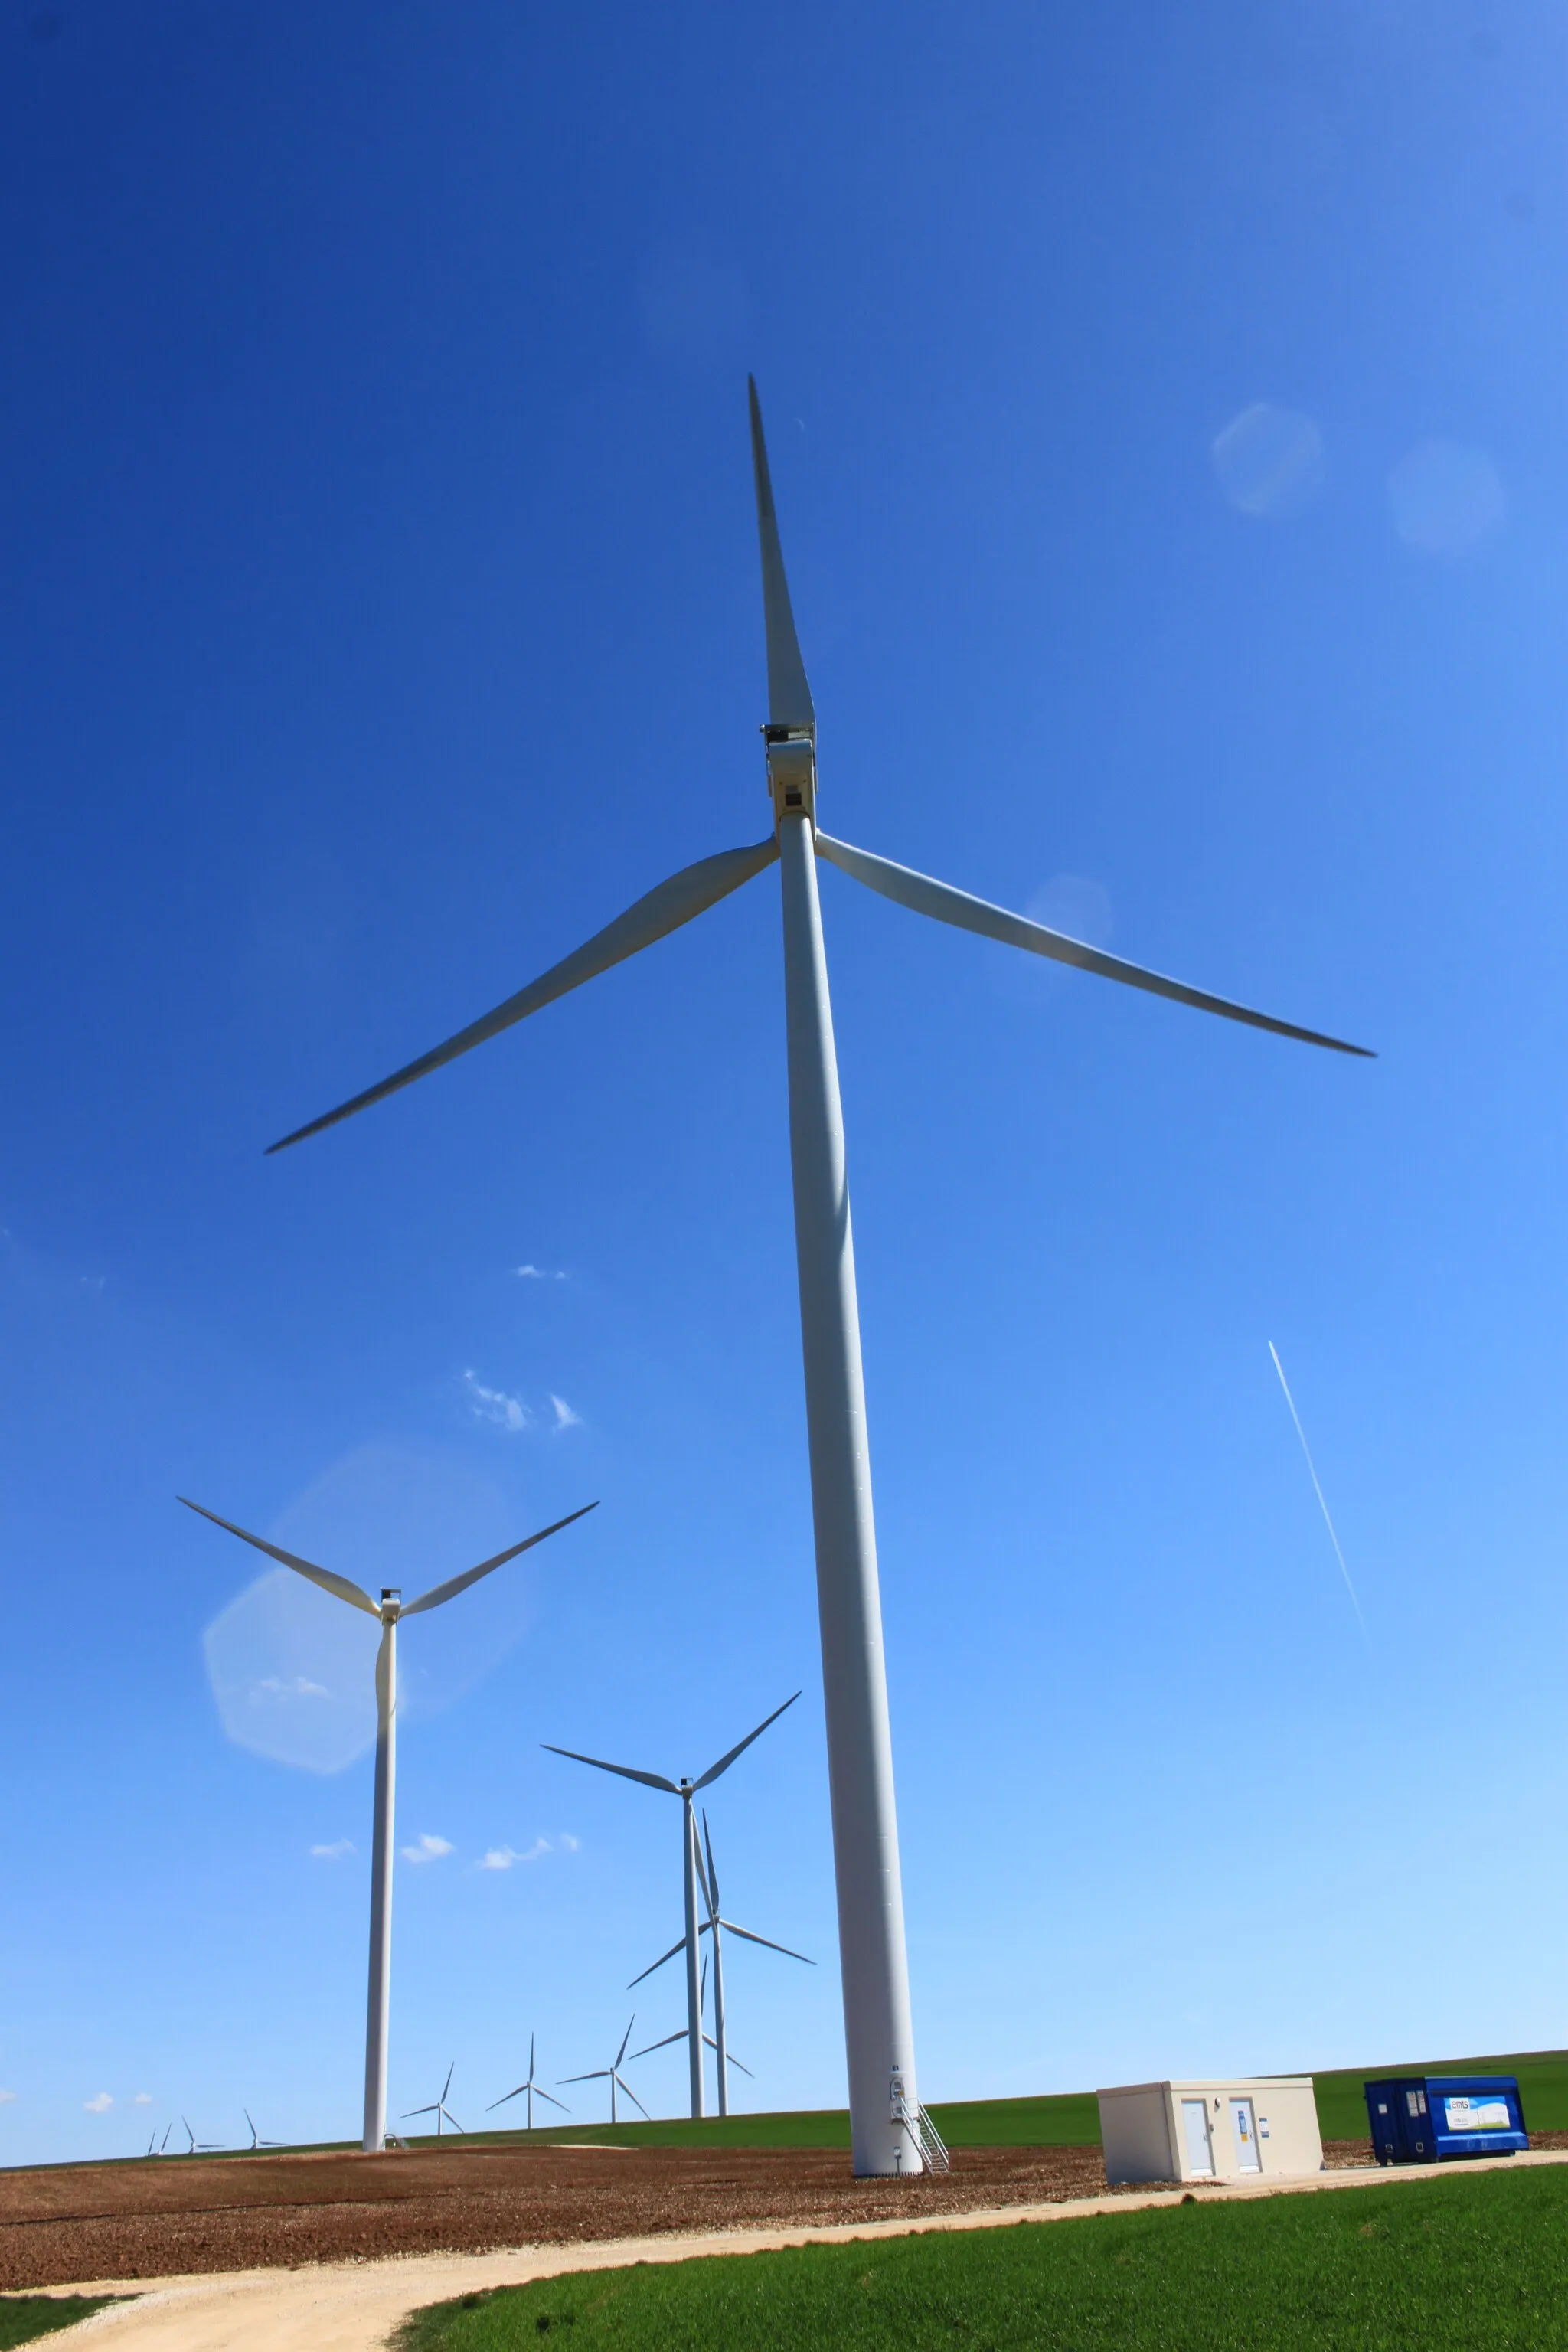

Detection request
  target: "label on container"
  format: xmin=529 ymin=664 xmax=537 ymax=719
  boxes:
xmin=1442 ymin=2096 xmax=1511 ymax=2133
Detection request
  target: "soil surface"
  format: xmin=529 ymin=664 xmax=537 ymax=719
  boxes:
xmin=5 ymin=2133 xmax=1554 ymax=2294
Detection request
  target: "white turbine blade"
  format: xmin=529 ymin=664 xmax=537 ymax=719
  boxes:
xmin=178 ymin=1498 xmax=380 ymax=1616
xmin=701 ymin=1811 xmax=721 ymax=1916
xmin=267 ymin=838 xmax=781 ymax=1154
xmin=1269 ymin=1341 xmax=1368 ymax=1636
xmin=815 ymin=833 xmax=1374 ymax=1060
xmin=748 ymin=378 xmax=815 ymax=731
xmin=612 ymin=2072 xmax=652 ymax=2120
xmin=629 ymin=2030 xmax=688 ymax=2060
xmin=693 ymin=1690 xmax=801 ymax=1792
xmin=628 ymin=1934 xmax=688 ymax=1989
xmin=403 ymin=1501 xmax=598 ymax=1616
xmin=717 ymin=1919 xmax=815 ymax=1965
xmin=541 ymin=1743 xmax=679 ymax=1796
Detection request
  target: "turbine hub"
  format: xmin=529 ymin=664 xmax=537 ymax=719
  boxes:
xmin=764 ymin=724 xmax=816 ymax=831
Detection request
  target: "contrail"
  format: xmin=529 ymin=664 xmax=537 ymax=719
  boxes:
xmin=1268 ymin=1341 xmax=1367 ymax=1638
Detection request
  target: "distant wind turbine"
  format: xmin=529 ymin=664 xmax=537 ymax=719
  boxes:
xmin=403 ymin=2063 xmax=462 ymax=2138
xmin=631 ymin=1953 xmax=756 ymax=2090
xmin=1268 ymin=1341 xmax=1367 ymax=1636
xmin=487 ymin=2035 xmax=569 ymax=2132
xmin=630 ymin=1811 xmax=812 ymax=2118
xmin=181 ymin=1494 xmax=596 ymax=2152
xmin=560 ymin=2018 xmax=648 ymax=2125
xmin=544 ymin=1694 xmax=798 ymax=2119
xmin=260 ymin=381 xmax=1372 ymax=2172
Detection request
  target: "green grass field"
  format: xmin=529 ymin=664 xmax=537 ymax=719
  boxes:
xmin=396 ymin=2163 xmax=1568 ymax=2350
xmin=0 ymin=2297 xmax=122 ymax=2349
xmin=434 ymin=2047 xmax=1566 ymax=2154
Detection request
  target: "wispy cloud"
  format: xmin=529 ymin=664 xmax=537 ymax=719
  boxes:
xmin=83 ymin=2092 xmax=113 ymax=2114
xmin=401 ymin=1833 xmax=454 ymax=1865
xmin=133 ymin=2092 xmax=152 ymax=2105
xmin=550 ymin=1394 xmax=582 ymax=1431
xmin=463 ymin=1370 xmax=531 ymax=1431
xmin=514 ymin=1265 xmax=566 ymax=1282
xmin=478 ymin=1838 xmax=551 ymax=1871
xmin=311 ymin=1838 xmax=354 ymax=1861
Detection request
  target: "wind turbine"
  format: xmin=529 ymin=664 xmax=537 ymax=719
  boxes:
xmin=487 ymin=2034 xmax=570 ymax=2132
xmin=543 ymin=1694 xmax=799 ymax=2120
xmin=629 ymin=1811 xmax=812 ymax=2118
xmin=180 ymin=1494 xmax=596 ymax=2153
xmin=403 ymin=2063 xmax=463 ymax=2138
xmin=260 ymin=382 xmax=1372 ymax=2173
xmin=560 ymin=2017 xmax=648 ymax=2125
xmin=243 ymin=2109 xmax=283 ymax=2151
xmin=631 ymin=1953 xmax=756 ymax=2096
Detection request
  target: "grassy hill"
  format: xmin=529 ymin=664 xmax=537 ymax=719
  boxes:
xmin=437 ymin=2047 xmax=1567 ymax=2153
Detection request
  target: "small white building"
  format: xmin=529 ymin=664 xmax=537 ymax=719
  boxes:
xmin=1098 ymin=2077 xmax=1323 ymax=2185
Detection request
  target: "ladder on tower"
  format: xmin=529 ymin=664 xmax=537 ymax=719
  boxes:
xmin=891 ymin=2076 xmax=951 ymax=2174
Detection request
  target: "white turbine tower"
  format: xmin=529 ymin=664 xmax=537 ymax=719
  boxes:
xmin=542 ymin=1694 xmax=799 ymax=2121
xmin=560 ymin=2018 xmax=648 ymax=2125
xmin=488 ymin=2035 xmax=570 ymax=2132
xmin=629 ymin=1810 xmax=812 ymax=2119
xmin=181 ymin=1493 xmax=596 ymax=2153
xmin=261 ymin=382 xmax=1371 ymax=2172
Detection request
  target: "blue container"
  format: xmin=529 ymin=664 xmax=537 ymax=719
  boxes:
xmin=1364 ymin=2075 xmax=1528 ymax=2164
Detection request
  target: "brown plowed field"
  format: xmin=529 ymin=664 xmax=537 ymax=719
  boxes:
xmin=0 ymin=2138 xmax=1374 ymax=2292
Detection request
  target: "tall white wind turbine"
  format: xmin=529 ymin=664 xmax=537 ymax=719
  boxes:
xmin=629 ymin=1810 xmax=812 ymax=2118
xmin=403 ymin=2062 xmax=462 ymax=2138
xmin=560 ymin=2017 xmax=648 ymax=2125
xmin=488 ymin=2034 xmax=570 ymax=2132
xmin=542 ymin=1694 xmax=799 ymax=2122
xmin=261 ymin=383 xmax=1371 ymax=2172
xmin=181 ymin=1494 xmax=596 ymax=2153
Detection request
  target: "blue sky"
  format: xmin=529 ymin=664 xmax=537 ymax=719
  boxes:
xmin=2 ymin=0 xmax=1566 ymax=2165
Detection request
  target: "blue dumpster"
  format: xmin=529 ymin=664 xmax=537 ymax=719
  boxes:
xmin=1364 ymin=2075 xmax=1527 ymax=2164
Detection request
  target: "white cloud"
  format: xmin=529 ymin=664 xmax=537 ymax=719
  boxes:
xmin=133 ymin=2092 xmax=152 ymax=2106
xmin=311 ymin=1838 xmax=354 ymax=1860
xmin=0 ymin=2089 xmax=16 ymax=2105
xmin=514 ymin=1265 xmax=566 ymax=1281
xmin=479 ymin=1838 xmax=550 ymax=1871
xmin=401 ymin=1833 xmax=454 ymax=1865
xmin=83 ymin=2092 xmax=113 ymax=2114
xmin=463 ymin=1370 xmax=530 ymax=1431
xmin=550 ymin=1394 xmax=582 ymax=1431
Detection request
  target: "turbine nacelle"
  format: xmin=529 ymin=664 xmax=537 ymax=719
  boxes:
xmin=765 ymin=726 xmax=816 ymax=829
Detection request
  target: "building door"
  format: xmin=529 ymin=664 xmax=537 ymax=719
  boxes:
xmin=1180 ymin=2099 xmax=1214 ymax=2177
xmin=1230 ymin=2098 xmax=1261 ymax=2172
